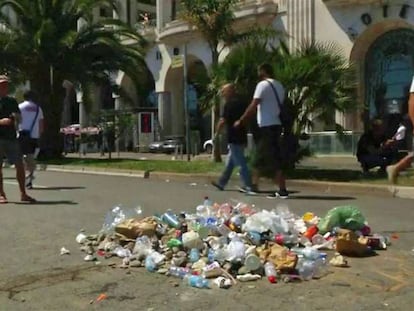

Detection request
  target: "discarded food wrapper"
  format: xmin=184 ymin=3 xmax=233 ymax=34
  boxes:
xmin=329 ymin=253 xmax=349 ymax=267
xmin=84 ymin=254 xmax=96 ymax=262
xmin=214 ymin=276 xmax=232 ymax=289
xmin=76 ymin=233 xmax=87 ymax=244
xmin=60 ymin=247 xmax=70 ymax=255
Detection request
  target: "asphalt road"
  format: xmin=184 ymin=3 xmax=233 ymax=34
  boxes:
xmin=0 ymin=169 xmax=413 ymax=311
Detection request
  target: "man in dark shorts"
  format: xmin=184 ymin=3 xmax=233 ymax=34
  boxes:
xmin=235 ymin=63 xmax=288 ymax=199
xmin=211 ymin=83 xmax=254 ymax=194
xmin=0 ymin=75 xmax=36 ymax=203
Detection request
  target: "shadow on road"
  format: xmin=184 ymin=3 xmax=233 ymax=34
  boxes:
xmin=13 ymin=200 xmax=78 ymax=205
xmin=288 ymin=195 xmax=356 ymax=201
xmin=32 ymin=186 xmax=86 ymax=191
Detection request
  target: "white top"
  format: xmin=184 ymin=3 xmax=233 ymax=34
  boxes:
xmin=253 ymin=78 xmax=285 ymax=127
xmin=410 ymin=76 xmax=414 ymax=93
xmin=392 ymin=124 xmax=406 ymax=141
xmin=19 ymin=100 xmax=44 ymax=139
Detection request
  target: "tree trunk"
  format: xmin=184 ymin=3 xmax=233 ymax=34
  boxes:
xmin=211 ymin=48 xmax=222 ymax=163
xmin=32 ymin=67 xmax=65 ymax=159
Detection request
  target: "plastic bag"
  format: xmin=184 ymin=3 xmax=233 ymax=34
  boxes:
xmin=242 ymin=210 xmax=289 ymax=234
xmin=101 ymin=205 xmax=143 ymax=234
xmin=317 ymin=205 xmax=366 ymax=234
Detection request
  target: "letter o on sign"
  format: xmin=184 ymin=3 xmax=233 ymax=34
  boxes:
xmin=361 ymin=13 xmax=372 ymax=25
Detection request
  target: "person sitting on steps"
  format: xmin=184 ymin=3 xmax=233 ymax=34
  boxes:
xmin=356 ymin=119 xmax=394 ymax=174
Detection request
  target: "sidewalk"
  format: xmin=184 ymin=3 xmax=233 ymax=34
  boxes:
xmin=46 ymin=152 xmax=414 ymax=199
xmin=66 ymin=152 xmax=361 ymax=170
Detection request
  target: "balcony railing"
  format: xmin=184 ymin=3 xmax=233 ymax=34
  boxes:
xmin=323 ymin=0 xmax=380 ymax=6
xmin=158 ymin=0 xmax=279 ymax=43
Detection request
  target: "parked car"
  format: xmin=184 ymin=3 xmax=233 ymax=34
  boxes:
xmin=162 ymin=137 xmax=186 ymax=154
xmin=148 ymin=140 xmax=164 ymax=153
xmin=149 ymin=136 xmax=186 ymax=154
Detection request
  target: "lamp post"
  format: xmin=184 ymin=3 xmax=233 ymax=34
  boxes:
xmin=183 ymin=43 xmax=191 ymax=161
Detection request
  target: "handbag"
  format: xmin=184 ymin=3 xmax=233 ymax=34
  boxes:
xmin=265 ymin=79 xmax=293 ymax=130
xmin=266 ymin=80 xmax=298 ymax=165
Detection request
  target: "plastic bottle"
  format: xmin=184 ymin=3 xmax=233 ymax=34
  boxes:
xmin=297 ymin=259 xmax=315 ymax=281
xmin=184 ymin=275 xmax=210 ymax=289
xmin=207 ymin=248 xmax=215 ymax=263
xmin=161 ymin=210 xmax=181 ymax=229
xmin=189 ymin=248 xmax=200 ymax=263
xmin=203 ymin=196 xmax=213 ymax=208
xmin=168 ymin=266 xmax=190 ymax=278
xmin=311 ymin=234 xmax=325 ymax=246
xmin=275 ymin=233 xmax=298 ymax=245
xmin=264 ymin=262 xmax=277 ymax=283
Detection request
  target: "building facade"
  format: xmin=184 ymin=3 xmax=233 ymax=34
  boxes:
xmin=114 ymin=0 xmax=414 ymax=148
xmin=6 ymin=1 xmax=412 ymax=152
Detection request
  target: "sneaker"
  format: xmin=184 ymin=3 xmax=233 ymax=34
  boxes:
xmin=267 ymin=189 xmax=289 ymax=199
xmin=211 ymin=181 xmax=224 ymax=191
xmin=238 ymin=186 xmax=257 ymax=195
xmin=25 ymin=174 xmax=34 ymax=188
xmin=26 ymin=182 xmax=33 ymax=189
xmin=386 ymin=165 xmax=398 ymax=184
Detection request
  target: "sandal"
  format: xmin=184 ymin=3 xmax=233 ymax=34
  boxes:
xmin=0 ymin=195 xmax=8 ymax=204
xmin=21 ymin=195 xmax=36 ymax=203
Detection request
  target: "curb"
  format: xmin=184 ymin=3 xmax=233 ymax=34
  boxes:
xmin=42 ymin=165 xmax=414 ymax=199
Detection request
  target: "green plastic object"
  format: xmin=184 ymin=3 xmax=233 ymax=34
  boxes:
xmin=167 ymin=238 xmax=183 ymax=248
xmin=317 ymin=205 xmax=366 ymax=234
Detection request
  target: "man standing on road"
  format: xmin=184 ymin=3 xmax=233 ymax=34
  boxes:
xmin=19 ymin=90 xmax=44 ymax=189
xmin=387 ymin=77 xmax=414 ymax=183
xmin=211 ymin=83 xmax=255 ymax=194
xmin=0 ymin=75 xmax=36 ymax=203
xmin=235 ymin=63 xmax=288 ymax=199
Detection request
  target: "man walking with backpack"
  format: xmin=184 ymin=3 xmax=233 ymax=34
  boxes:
xmin=235 ymin=63 xmax=289 ymax=199
xmin=19 ymin=90 xmax=44 ymax=189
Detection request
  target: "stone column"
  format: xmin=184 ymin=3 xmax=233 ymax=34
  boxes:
xmin=287 ymin=0 xmax=315 ymax=51
xmin=157 ymin=91 xmax=172 ymax=137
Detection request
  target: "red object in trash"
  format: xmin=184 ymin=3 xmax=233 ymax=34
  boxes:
xmin=97 ymin=250 xmax=106 ymax=257
xmin=303 ymin=226 xmax=318 ymax=240
xmin=274 ymin=234 xmax=284 ymax=245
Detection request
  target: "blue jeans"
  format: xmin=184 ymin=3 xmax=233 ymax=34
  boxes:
xmin=218 ymin=143 xmax=252 ymax=188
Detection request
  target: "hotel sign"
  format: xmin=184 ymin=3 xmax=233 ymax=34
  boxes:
xmin=361 ymin=4 xmax=410 ymax=25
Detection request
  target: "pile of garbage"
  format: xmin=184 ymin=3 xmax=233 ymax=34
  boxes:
xmin=75 ymin=198 xmax=390 ymax=288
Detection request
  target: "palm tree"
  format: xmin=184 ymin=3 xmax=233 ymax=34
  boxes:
xmin=0 ymin=0 xmax=147 ymax=158
xmin=180 ymin=0 xmax=276 ymax=162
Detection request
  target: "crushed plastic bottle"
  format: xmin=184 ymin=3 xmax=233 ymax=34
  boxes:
xmin=113 ymin=246 xmax=131 ymax=258
xmin=184 ymin=275 xmax=210 ymax=289
xmin=297 ymin=259 xmax=315 ymax=281
xmin=189 ymin=248 xmax=200 ymax=263
xmin=168 ymin=266 xmax=190 ymax=278
xmin=145 ymin=256 xmax=156 ymax=272
xmin=133 ymin=236 xmax=153 ymax=258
